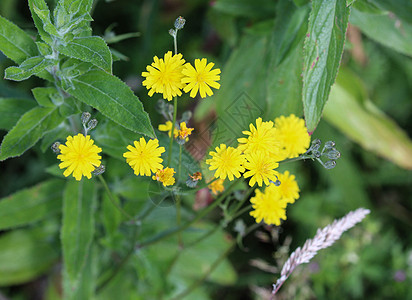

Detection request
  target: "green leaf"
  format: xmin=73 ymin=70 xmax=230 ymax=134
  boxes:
xmin=0 ymin=106 xmax=64 ymax=161
xmin=28 ymin=0 xmax=53 ymax=44
xmin=31 ymin=0 xmax=59 ymax=37
xmin=350 ymin=7 xmax=412 ymax=57
xmin=5 ymin=56 xmax=55 ymax=81
xmin=32 ymin=87 xmax=61 ymax=107
xmin=0 ymin=179 xmax=64 ymax=230
xmin=40 ymin=123 xmax=71 ymax=152
xmin=0 ymin=98 xmax=36 ymax=130
xmin=369 ymin=0 xmax=412 ymax=25
xmin=302 ymin=0 xmax=350 ymax=133
xmin=57 ymin=36 xmax=112 ymax=72
xmin=213 ymin=0 xmax=276 ymax=18
xmin=0 ymin=226 xmax=59 ymax=286
xmin=0 ymin=15 xmax=38 ymax=64
xmin=324 ymin=68 xmax=412 ymax=170
xmin=63 ymin=69 xmax=154 ymax=137
xmin=62 ymin=180 xmax=96 ymax=299
xmin=266 ymin=2 xmax=309 ymax=117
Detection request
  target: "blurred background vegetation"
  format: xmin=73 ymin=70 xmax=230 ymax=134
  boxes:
xmin=1 ymin=0 xmax=412 ymax=299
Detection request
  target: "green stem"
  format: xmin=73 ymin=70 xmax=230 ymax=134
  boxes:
xmin=98 ymin=176 xmax=134 ymax=221
xmin=167 ymin=97 xmax=178 ymax=167
xmin=137 ymin=179 xmax=239 ymax=249
xmin=278 ymin=154 xmax=312 ymax=164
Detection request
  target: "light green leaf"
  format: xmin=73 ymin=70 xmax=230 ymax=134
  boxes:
xmin=0 ymin=15 xmax=38 ymax=64
xmin=28 ymin=0 xmax=53 ymax=44
xmin=0 ymin=106 xmax=63 ymax=161
xmin=324 ymin=68 xmax=412 ymax=170
xmin=57 ymin=36 xmax=112 ymax=72
xmin=0 ymin=179 xmax=64 ymax=230
xmin=5 ymin=56 xmax=55 ymax=81
xmin=0 ymin=227 xmax=59 ymax=286
xmin=62 ymin=180 xmax=96 ymax=299
xmin=63 ymin=69 xmax=154 ymax=137
xmin=0 ymin=98 xmax=36 ymax=130
xmin=32 ymin=87 xmax=60 ymax=107
xmin=302 ymin=0 xmax=350 ymax=133
xmin=31 ymin=0 xmax=59 ymax=37
xmin=350 ymin=7 xmax=412 ymax=57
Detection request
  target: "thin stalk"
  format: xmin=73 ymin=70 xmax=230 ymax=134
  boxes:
xmin=176 ymin=144 xmax=183 ymax=246
xmin=98 ymin=176 xmax=133 ymax=221
xmin=137 ymin=179 xmax=239 ymax=249
xmin=167 ymin=97 xmax=178 ymax=167
xmin=278 ymin=154 xmax=312 ymax=164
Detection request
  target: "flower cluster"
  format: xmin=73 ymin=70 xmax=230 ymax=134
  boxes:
xmin=206 ymin=114 xmax=310 ymax=187
xmin=205 ymin=114 xmax=309 ymax=224
xmin=142 ymin=51 xmax=221 ymax=101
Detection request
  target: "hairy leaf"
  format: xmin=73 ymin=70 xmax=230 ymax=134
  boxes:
xmin=63 ymin=69 xmax=154 ymax=137
xmin=0 ymin=179 xmax=64 ymax=230
xmin=0 ymin=15 xmax=38 ymax=64
xmin=62 ymin=180 xmax=96 ymax=299
xmin=0 ymin=106 xmax=64 ymax=161
xmin=5 ymin=56 xmax=55 ymax=81
xmin=302 ymin=0 xmax=350 ymax=133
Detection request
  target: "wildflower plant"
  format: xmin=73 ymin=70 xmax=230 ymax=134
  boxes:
xmin=0 ymin=1 xmax=388 ymax=299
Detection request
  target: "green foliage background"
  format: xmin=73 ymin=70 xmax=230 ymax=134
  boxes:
xmin=0 ymin=0 xmax=412 ymax=299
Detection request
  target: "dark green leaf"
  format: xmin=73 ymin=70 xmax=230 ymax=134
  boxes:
xmin=40 ymin=123 xmax=71 ymax=152
xmin=5 ymin=56 xmax=55 ymax=81
xmin=57 ymin=36 xmax=112 ymax=72
xmin=0 ymin=106 xmax=64 ymax=161
xmin=370 ymin=0 xmax=412 ymax=25
xmin=62 ymin=180 xmax=96 ymax=299
xmin=32 ymin=87 xmax=60 ymax=107
xmin=0 ymin=98 xmax=36 ymax=130
xmin=302 ymin=0 xmax=350 ymax=133
xmin=0 ymin=179 xmax=64 ymax=230
xmin=63 ymin=69 xmax=154 ymax=137
xmin=213 ymin=0 xmax=276 ymax=18
xmin=0 ymin=227 xmax=59 ymax=286
xmin=350 ymin=7 xmax=412 ymax=57
xmin=0 ymin=15 xmax=38 ymax=64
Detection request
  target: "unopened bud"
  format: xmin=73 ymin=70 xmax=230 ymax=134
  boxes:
xmin=313 ymin=150 xmax=321 ymax=158
xmin=87 ymin=119 xmax=98 ymax=131
xmin=325 ymin=149 xmax=341 ymax=160
xmin=174 ymin=16 xmax=186 ymax=30
xmin=169 ymin=29 xmax=176 ymax=37
xmin=93 ymin=165 xmax=106 ymax=176
xmin=325 ymin=141 xmax=336 ymax=149
xmin=51 ymin=142 xmax=61 ymax=154
xmin=81 ymin=112 xmax=91 ymax=124
xmin=323 ymin=160 xmax=336 ymax=169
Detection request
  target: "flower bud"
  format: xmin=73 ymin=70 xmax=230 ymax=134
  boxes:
xmin=87 ymin=119 xmax=98 ymax=131
xmin=92 ymin=164 xmax=106 ymax=176
xmin=313 ymin=150 xmax=321 ymax=158
xmin=81 ymin=112 xmax=91 ymax=124
xmin=324 ymin=141 xmax=336 ymax=149
xmin=169 ymin=29 xmax=176 ymax=37
xmin=51 ymin=142 xmax=61 ymax=154
xmin=174 ymin=16 xmax=186 ymax=30
xmin=325 ymin=149 xmax=341 ymax=160
xmin=323 ymin=160 xmax=336 ymax=169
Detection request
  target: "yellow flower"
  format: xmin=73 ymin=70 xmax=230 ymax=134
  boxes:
xmin=243 ymin=152 xmax=279 ymax=187
xmin=142 ymin=51 xmax=186 ymax=101
xmin=250 ymin=184 xmax=288 ymax=226
xmin=206 ymin=144 xmax=245 ymax=181
xmin=158 ymin=121 xmax=178 ymax=138
xmin=237 ymin=117 xmax=280 ymax=157
xmin=275 ymin=171 xmax=300 ymax=204
xmin=152 ymin=167 xmax=176 ymax=186
xmin=208 ymin=178 xmax=225 ymax=195
xmin=274 ymin=114 xmax=310 ymax=160
xmin=123 ymin=137 xmax=165 ymax=176
xmin=178 ymin=122 xmax=194 ymax=140
xmin=182 ymin=58 xmax=221 ymax=98
xmin=57 ymin=134 xmax=102 ymax=181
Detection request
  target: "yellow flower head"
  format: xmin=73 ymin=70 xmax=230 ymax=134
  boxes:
xmin=178 ymin=122 xmax=194 ymax=140
xmin=158 ymin=121 xmax=178 ymax=138
xmin=206 ymin=144 xmax=245 ymax=181
xmin=182 ymin=58 xmax=221 ymax=98
xmin=57 ymin=134 xmax=102 ymax=181
xmin=152 ymin=167 xmax=176 ymax=186
xmin=142 ymin=51 xmax=186 ymax=101
xmin=274 ymin=114 xmax=310 ymax=160
xmin=275 ymin=171 xmax=300 ymax=204
xmin=123 ymin=137 xmax=165 ymax=176
xmin=237 ymin=117 xmax=280 ymax=157
xmin=250 ymin=184 xmax=288 ymax=226
xmin=243 ymin=152 xmax=279 ymax=187
xmin=208 ymin=178 xmax=225 ymax=195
